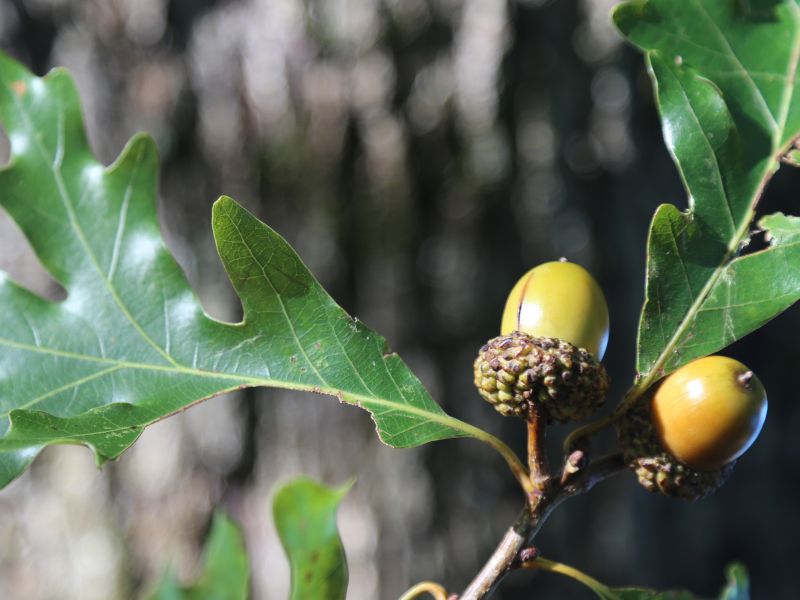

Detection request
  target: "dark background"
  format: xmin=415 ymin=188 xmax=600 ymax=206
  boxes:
xmin=0 ymin=0 xmax=798 ymax=598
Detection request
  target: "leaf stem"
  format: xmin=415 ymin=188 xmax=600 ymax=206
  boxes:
xmin=522 ymin=557 xmax=618 ymax=600
xmin=562 ymin=389 xmax=638 ymax=454
xmin=398 ymin=581 xmax=449 ymax=600
xmin=460 ymin=423 xmax=534 ymax=496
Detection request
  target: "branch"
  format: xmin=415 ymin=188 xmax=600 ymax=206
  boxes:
xmin=458 ymin=453 xmax=625 ymax=599
xmin=527 ymin=402 xmax=552 ymax=504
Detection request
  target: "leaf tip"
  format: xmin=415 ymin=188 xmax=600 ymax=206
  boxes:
xmin=107 ymin=131 xmax=160 ymax=177
xmin=212 ymin=194 xmax=237 ymax=214
xmin=336 ymin=478 xmax=356 ymax=499
xmin=211 ymin=195 xmax=243 ymax=233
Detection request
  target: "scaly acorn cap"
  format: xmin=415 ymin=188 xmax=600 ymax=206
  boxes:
xmin=473 ymin=331 xmax=609 ymax=423
xmin=617 ymin=395 xmax=733 ymax=501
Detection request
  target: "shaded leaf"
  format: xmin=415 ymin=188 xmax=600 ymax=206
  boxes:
xmin=533 ymin=558 xmax=748 ymax=600
xmin=147 ymin=512 xmax=249 ymax=600
xmin=615 ymin=0 xmax=800 ymax=387
xmin=611 ymin=591 xmax=697 ymax=600
xmin=609 ymin=563 xmax=749 ymax=600
xmin=273 ymin=477 xmax=351 ymax=600
xmin=718 ymin=563 xmax=750 ymax=600
xmin=595 ymin=564 xmax=750 ymax=600
xmin=0 ymin=53 xmax=516 ymax=488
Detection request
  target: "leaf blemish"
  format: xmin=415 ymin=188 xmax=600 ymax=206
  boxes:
xmin=10 ymin=80 xmax=25 ymax=97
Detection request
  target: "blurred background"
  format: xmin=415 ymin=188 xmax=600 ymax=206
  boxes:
xmin=0 ymin=0 xmax=798 ymax=598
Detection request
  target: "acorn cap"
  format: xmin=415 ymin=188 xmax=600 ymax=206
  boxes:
xmin=617 ymin=395 xmax=733 ymax=501
xmin=474 ymin=331 xmax=609 ymax=423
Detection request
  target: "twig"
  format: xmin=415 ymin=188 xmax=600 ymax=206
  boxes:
xmin=527 ymin=402 xmax=551 ymax=505
xmin=558 ymin=453 xmax=626 ymax=498
xmin=458 ymin=506 xmax=539 ymax=600
xmin=458 ymin=453 xmax=625 ymax=599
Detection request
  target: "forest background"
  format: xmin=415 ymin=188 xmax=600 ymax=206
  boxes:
xmin=0 ymin=0 xmax=798 ymax=598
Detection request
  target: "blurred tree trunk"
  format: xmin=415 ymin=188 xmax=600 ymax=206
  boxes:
xmin=0 ymin=1 xmax=799 ymax=599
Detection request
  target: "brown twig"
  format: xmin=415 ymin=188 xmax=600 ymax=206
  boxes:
xmin=526 ymin=403 xmax=551 ymax=506
xmin=458 ymin=453 xmax=625 ymax=600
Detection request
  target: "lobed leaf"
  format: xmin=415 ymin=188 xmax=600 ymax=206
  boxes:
xmin=273 ymin=477 xmax=351 ymax=600
xmin=0 ymin=53 xmax=517 ymax=488
xmin=615 ymin=0 xmax=800 ymax=387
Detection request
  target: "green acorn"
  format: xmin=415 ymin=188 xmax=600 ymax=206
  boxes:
xmin=473 ymin=331 xmax=609 ymax=423
xmin=616 ymin=393 xmax=733 ymax=501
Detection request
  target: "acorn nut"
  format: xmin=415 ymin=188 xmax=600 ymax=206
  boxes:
xmin=476 ymin=261 xmax=610 ymax=422
xmin=501 ymin=260 xmax=609 ymax=360
xmin=618 ymin=355 xmax=767 ymax=500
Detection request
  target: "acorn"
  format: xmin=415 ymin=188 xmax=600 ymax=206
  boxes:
xmin=500 ymin=260 xmax=609 ymax=360
xmin=618 ymin=356 xmax=767 ymax=500
xmin=474 ymin=331 xmax=609 ymax=423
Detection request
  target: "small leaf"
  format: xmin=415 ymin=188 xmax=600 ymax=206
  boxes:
xmin=610 ymin=563 xmax=749 ymax=600
xmin=611 ymin=591 xmax=697 ymax=599
xmin=615 ymin=0 xmax=800 ymax=387
xmin=532 ymin=557 xmax=748 ymax=600
xmin=0 ymin=52 xmax=518 ymax=489
xmin=719 ymin=563 xmax=749 ymax=600
xmin=273 ymin=477 xmax=352 ymax=600
xmin=147 ymin=512 xmax=249 ymax=600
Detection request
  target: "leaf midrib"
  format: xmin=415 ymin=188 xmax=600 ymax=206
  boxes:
xmin=0 ymin=335 xmax=478 ymax=437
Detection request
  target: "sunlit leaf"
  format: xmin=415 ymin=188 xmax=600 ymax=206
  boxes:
xmin=0 ymin=53 xmax=515 ymax=488
xmin=615 ymin=0 xmax=800 ymax=387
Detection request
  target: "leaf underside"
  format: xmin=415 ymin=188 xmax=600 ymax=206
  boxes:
xmin=615 ymin=0 xmax=800 ymax=386
xmin=0 ymin=53 xmax=479 ymax=488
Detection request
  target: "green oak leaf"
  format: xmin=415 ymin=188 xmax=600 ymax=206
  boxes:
xmin=611 ymin=563 xmax=748 ymax=599
xmin=532 ymin=558 xmax=748 ymax=600
xmin=146 ymin=512 xmax=249 ymax=600
xmin=614 ymin=0 xmax=800 ymax=389
xmin=273 ymin=477 xmax=351 ymax=600
xmin=0 ymin=52 xmax=519 ymax=488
